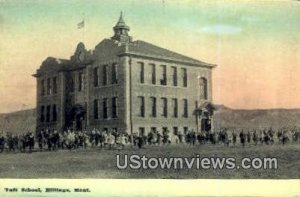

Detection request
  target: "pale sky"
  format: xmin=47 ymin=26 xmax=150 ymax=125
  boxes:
xmin=0 ymin=0 xmax=299 ymax=113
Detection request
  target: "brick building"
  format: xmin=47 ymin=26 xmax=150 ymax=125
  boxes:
xmin=33 ymin=13 xmax=217 ymax=136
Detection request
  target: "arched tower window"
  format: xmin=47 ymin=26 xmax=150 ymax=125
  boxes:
xmin=199 ymin=77 xmax=208 ymax=100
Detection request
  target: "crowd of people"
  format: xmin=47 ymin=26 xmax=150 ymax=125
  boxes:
xmin=0 ymin=132 xmax=35 ymax=153
xmin=0 ymin=127 xmax=299 ymax=153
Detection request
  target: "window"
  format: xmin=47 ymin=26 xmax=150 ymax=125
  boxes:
xmin=52 ymin=105 xmax=57 ymax=122
xmin=183 ymin=127 xmax=188 ymax=134
xmin=94 ymin=99 xmax=99 ymax=119
xmin=47 ymin=78 xmax=52 ymax=95
xmin=41 ymin=79 xmax=45 ymax=96
xmin=102 ymin=98 xmax=108 ymax=119
xmin=183 ymin=99 xmax=188 ymax=117
xmin=181 ymin=68 xmax=187 ymax=87
xmin=139 ymin=127 xmax=145 ymax=136
xmin=40 ymin=106 xmax=45 ymax=122
xmin=150 ymin=64 xmax=156 ymax=84
xmin=160 ymin=65 xmax=167 ymax=85
xmin=150 ymin=127 xmax=157 ymax=133
xmin=111 ymin=63 xmax=118 ymax=84
xmin=112 ymin=128 xmax=118 ymax=134
xmin=78 ymin=72 xmax=84 ymax=91
xmin=69 ymin=73 xmax=75 ymax=92
xmin=162 ymin=127 xmax=168 ymax=134
xmin=200 ymin=77 xmax=208 ymax=100
xmin=94 ymin=67 xmax=99 ymax=87
xmin=171 ymin=67 xmax=177 ymax=86
xmin=172 ymin=98 xmax=178 ymax=117
xmin=173 ymin=127 xmax=178 ymax=135
xmin=53 ymin=77 xmax=57 ymax=94
xmin=46 ymin=105 xmax=51 ymax=122
xmin=138 ymin=62 xmax=144 ymax=83
xmin=161 ymin=97 xmax=168 ymax=117
xmin=102 ymin=65 xmax=108 ymax=85
xmin=138 ymin=96 xmax=145 ymax=117
xmin=150 ymin=97 xmax=157 ymax=117
xmin=112 ymin=97 xmax=118 ymax=118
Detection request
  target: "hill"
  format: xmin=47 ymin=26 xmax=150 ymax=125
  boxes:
xmin=1 ymin=106 xmax=300 ymax=134
xmin=0 ymin=109 xmax=36 ymax=134
xmin=214 ymin=106 xmax=300 ymax=130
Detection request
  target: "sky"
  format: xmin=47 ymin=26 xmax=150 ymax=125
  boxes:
xmin=0 ymin=0 xmax=299 ymax=113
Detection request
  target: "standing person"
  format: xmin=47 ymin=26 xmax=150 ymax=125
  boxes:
xmin=137 ymin=134 xmax=144 ymax=149
xmin=178 ymin=129 xmax=183 ymax=143
xmin=247 ymin=130 xmax=251 ymax=144
xmin=37 ymin=130 xmax=44 ymax=150
xmin=268 ymin=128 xmax=274 ymax=144
xmin=98 ymin=130 xmax=104 ymax=148
xmin=190 ymin=130 xmax=196 ymax=145
xmin=239 ymin=130 xmax=245 ymax=147
xmin=174 ymin=134 xmax=179 ymax=144
xmin=147 ymin=131 xmax=153 ymax=145
xmin=253 ymin=130 xmax=258 ymax=145
xmin=90 ymin=128 xmax=96 ymax=147
xmin=142 ymin=132 xmax=148 ymax=146
xmin=47 ymin=130 xmax=52 ymax=151
xmin=263 ymin=130 xmax=269 ymax=145
xmin=152 ymin=132 xmax=158 ymax=145
xmin=199 ymin=131 xmax=206 ymax=144
xmin=224 ymin=130 xmax=230 ymax=147
xmin=66 ymin=129 xmax=75 ymax=150
xmin=83 ymin=130 xmax=89 ymax=149
xmin=157 ymin=131 xmax=161 ymax=145
xmin=52 ymin=129 xmax=59 ymax=150
xmin=162 ymin=131 xmax=169 ymax=145
xmin=282 ymin=131 xmax=289 ymax=145
xmin=60 ymin=130 xmax=67 ymax=149
xmin=259 ymin=130 xmax=264 ymax=144
xmin=17 ymin=134 xmax=23 ymax=152
xmin=212 ymin=131 xmax=217 ymax=145
xmin=103 ymin=130 xmax=108 ymax=148
xmin=115 ymin=134 xmax=121 ymax=150
xmin=0 ymin=132 xmax=5 ymax=152
xmin=95 ymin=129 xmax=100 ymax=147
xmin=43 ymin=129 xmax=48 ymax=148
xmin=121 ymin=133 xmax=127 ymax=149
xmin=20 ymin=134 xmax=26 ymax=152
xmin=28 ymin=132 xmax=35 ymax=153
xmin=227 ymin=130 xmax=233 ymax=146
xmin=232 ymin=130 xmax=237 ymax=146
xmin=107 ymin=132 xmax=115 ymax=150
xmin=133 ymin=133 xmax=138 ymax=146
xmin=7 ymin=133 xmax=14 ymax=152
xmin=13 ymin=134 xmax=19 ymax=152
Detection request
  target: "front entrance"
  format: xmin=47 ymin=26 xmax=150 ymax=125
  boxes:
xmin=194 ymin=102 xmax=216 ymax=133
xmin=201 ymin=118 xmax=211 ymax=133
xmin=65 ymin=104 xmax=86 ymax=131
xmin=75 ymin=112 xmax=85 ymax=131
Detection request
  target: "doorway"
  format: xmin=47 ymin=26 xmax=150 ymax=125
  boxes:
xmin=201 ymin=118 xmax=211 ymax=133
xmin=75 ymin=112 xmax=85 ymax=131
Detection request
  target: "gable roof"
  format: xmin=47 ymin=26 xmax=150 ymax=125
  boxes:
xmin=124 ymin=40 xmax=215 ymax=68
xmin=34 ymin=38 xmax=215 ymax=78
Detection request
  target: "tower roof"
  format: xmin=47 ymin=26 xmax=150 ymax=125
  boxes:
xmin=114 ymin=11 xmax=129 ymax=30
xmin=112 ymin=12 xmax=132 ymax=43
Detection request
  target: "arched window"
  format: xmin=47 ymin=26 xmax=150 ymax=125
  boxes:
xmin=200 ymin=77 xmax=208 ymax=100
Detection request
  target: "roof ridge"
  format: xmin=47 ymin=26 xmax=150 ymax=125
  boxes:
xmin=130 ymin=40 xmax=214 ymax=66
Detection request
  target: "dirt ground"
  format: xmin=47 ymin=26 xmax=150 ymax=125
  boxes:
xmin=0 ymin=143 xmax=299 ymax=179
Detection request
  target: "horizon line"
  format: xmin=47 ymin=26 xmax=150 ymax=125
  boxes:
xmin=2 ymin=105 xmax=300 ymax=115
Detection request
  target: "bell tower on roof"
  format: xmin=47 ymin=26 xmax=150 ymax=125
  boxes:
xmin=111 ymin=12 xmax=132 ymax=43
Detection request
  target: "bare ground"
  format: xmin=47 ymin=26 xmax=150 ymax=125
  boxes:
xmin=0 ymin=143 xmax=299 ymax=179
